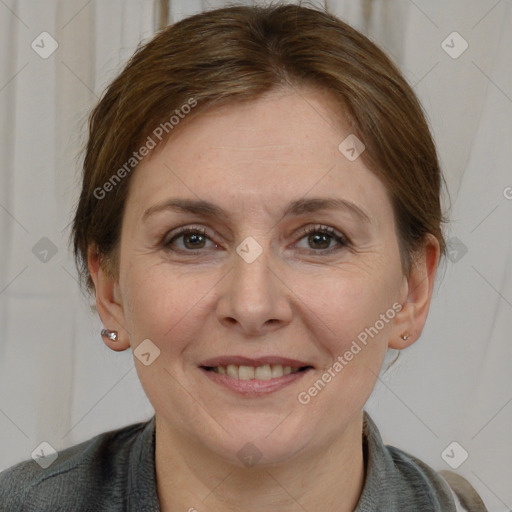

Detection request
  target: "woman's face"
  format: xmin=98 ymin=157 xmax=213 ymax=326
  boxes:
xmin=99 ymin=87 xmax=434 ymax=465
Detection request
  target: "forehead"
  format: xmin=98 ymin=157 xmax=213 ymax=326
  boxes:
xmin=162 ymin=87 xmax=347 ymax=168
xmin=125 ymin=87 xmax=392 ymax=224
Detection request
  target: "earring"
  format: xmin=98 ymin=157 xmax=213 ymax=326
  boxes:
xmin=401 ymin=333 xmax=410 ymax=341
xmin=101 ymin=328 xmax=119 ymax=342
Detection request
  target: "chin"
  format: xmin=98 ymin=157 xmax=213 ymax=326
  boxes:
xmin=198 ymin=410 xmax=317 ymax=468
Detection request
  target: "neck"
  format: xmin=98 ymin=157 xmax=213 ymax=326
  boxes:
xmin=155 ymin=413 xmax=366 ymax=512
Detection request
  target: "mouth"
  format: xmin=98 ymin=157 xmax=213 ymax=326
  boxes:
xmin=199 ymin=356 xmax=313 ymax=395
xmin=202 ymin=364 xmax=311 ymax=380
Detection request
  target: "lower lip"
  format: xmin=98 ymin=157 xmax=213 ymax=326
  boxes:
xmin=200 ymin=367 xmax=311 ymax=396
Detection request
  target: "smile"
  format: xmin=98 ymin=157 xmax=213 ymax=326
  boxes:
xmin=206 ymin=364 xmax=305 ymax=380
xmin=199 ymin=357 xmax=313 ymax=395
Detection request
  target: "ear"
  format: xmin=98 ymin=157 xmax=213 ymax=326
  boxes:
xmin=88 ymin=245 xmax=131 ymax=352
xmin=389 ymin=234 xmax=440 ymax=350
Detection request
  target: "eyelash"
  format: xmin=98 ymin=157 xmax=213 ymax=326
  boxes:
xmin=162 ymin=224 xmax=349 ymax=255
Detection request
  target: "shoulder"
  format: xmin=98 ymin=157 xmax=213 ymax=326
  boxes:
xmin=359 ymin=412 xmax=487 ymax=511
xmin=387 ymin=444 xmax=456 ymax=498
xmin=386 ymin=444 xmax=487 ymax=512
xmin=438 ymin=470 xmax=489 ymax=512
xmin=0 ymin=419 xmax=153 ymax=512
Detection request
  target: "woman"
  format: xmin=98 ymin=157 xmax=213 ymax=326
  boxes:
xmin=0 ymin=4 xmax=488 ymax=511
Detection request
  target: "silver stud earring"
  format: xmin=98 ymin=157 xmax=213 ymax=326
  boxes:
xmin=101 ymin=328 xmax=119 ymax=342
xmin=401 ymin=334 xmax=410 ymax=341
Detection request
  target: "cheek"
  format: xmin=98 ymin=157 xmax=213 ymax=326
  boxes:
xmin=121 ymin=263 xmax=216 ymax=349
xmin=295 ymin=270 xmax=397 ymax=416
xmin=293 ymin=263 xmax=400 ymax=348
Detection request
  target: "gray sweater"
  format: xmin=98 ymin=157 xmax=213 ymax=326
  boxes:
xmin=0 ymin=412 xmax=463 ymax=511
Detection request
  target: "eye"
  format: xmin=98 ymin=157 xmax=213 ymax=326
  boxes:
xmin=163 ymin=226 xmax=218 ymax=252
xmin=162 ymin=224 xmax=349 ymax=255
xmin=294 ymin=225 xmax=349 ymax=252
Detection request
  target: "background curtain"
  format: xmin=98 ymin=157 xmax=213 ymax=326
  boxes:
xmin=0 ymin=1 xmax=510 ymax=510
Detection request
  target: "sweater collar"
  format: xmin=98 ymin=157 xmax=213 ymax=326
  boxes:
xmin=128 ymin=415 xmax=160 ymax=511
xmin=127 ymin=412 xmax=454 ymax=511
xmin=355 ymin=411 xmax=455 ymax=511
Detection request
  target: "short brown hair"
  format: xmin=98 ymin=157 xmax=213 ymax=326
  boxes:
xmin=71 ymin=3 xmax=447 ymax=298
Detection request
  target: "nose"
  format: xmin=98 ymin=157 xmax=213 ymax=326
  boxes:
xmin=216 ymin=242 xmax=293 ymax=336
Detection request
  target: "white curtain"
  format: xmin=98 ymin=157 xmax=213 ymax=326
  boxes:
xmin=0 ymin=1 xmax=510 ymax=510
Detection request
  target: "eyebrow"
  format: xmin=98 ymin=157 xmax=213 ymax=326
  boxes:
xmin=142 ymin=197 xmax=371 ymax=224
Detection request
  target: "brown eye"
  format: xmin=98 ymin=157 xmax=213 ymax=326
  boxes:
xmin=164 ymin=227 xmax=217 ymax=252
xmin=295 ymin=225 xmax=348 ymax=252
xmin=307 ymin=232 xmax=332 ymax=250
xmin=182 ymin=232 xmax=206 ymax=249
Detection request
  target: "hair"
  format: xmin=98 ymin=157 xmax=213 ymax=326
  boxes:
xmin=71 ymin=2 xmax=447 ymax=298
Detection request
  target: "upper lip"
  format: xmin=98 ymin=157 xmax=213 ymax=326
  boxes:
xmin=199 ymin=356 xmax=313 ymax=368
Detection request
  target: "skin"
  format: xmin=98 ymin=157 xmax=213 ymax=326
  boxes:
xmin=89 ymin=87 xmax=440 ymax=511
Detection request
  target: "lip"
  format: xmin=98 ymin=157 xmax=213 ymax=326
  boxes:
xmin=199 ymin=355 xmax=312 ymax=368
xmin=200 ymin=366 xmax=312 ymax=396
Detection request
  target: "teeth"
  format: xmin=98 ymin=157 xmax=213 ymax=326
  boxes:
xmin=213 ymin=364 xmax=302 ymax=380
xmin=255 ymin=364 xmax=272 ymax=380
xmin=271 ymin=365 xmax=283 ymax=378
xmin=226 ymin=364 xmax=239 ymax=378
xmin=238 ymin=365 xmax=255 ymax=380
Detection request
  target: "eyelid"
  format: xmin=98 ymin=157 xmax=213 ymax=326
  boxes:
xmin=164 ymin=225 xmax=215 ymax=246
xmin=295 ymin=224 xmax=348 ymax=243
xmin=292 ymin=224 xmax=350 ymax=252
xmin=163 ymin=223 xmax=349 ymax=254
